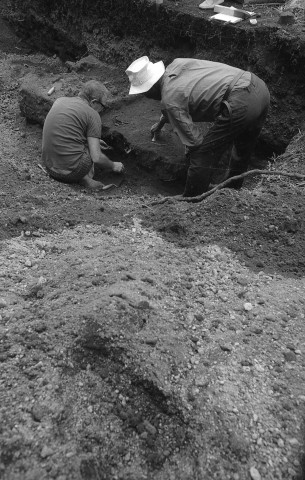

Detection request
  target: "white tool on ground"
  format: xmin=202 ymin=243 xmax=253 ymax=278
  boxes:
xmin=210 ymin=5 xmax=256 ymax=23
xmin=199 ymin=0 xmax=224 ymax=9
xmin=47 ymin=86 xmax=55 ymax=96
xmin=101 ymin=183 xmax=119 ymax=191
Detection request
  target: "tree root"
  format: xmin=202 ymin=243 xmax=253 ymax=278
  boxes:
xmin=151 ymin=169 xmax=305 ymax=205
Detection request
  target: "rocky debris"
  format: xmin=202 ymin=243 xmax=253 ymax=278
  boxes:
xmin=219 ymin=342 xmax=232 ymax=352
xmin=40 ymin=446 xmax=53 ymax=458
xmin=22 ymin=276 xmax=46 ymax=298
xmin=285 ymin=0 xmax=305 ymax=7
xmin=0 ymin=298 xmax=8 ymax=308
xmin=283 ymin=350 xmax=297 ymax=362
xmin=31 ymin=402 xmax=49 ymax=422
xmin=250 ymin=466 xmax=261 ymax=480
xmin=0 ymin=208 xmax=305 ymax=480
xmin=244 ymin=302 xmax=253 ymax=311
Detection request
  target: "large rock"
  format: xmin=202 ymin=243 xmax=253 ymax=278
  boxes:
xmin=65 ymin=54 xmax=108 ymax=73
xmin=19 ymin=55 xmax=118 ymax=125
xmin=19 ymin=72 xmax=84 ymax=125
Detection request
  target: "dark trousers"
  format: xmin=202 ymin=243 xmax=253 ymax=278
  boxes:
xmin=183 ymin=73 xmax=270 ymax=197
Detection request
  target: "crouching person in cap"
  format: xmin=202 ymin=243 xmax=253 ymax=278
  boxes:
xmin=125 ymin=57 xmax=270 ymax=197
xmin=42 ymin=80 xmax=124 ymax=190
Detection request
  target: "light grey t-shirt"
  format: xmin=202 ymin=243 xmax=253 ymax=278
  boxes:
xmin=42 ymin=97 xmax=101 ymax=174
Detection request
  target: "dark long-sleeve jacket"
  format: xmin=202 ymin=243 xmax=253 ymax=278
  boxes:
xmin=160 ymin=58 xmax=251 ymax=148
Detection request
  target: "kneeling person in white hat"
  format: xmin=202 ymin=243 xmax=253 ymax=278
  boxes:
xmin=42 ymin=80 xmax=124 ymax=190
xmin=125 ymin=56 xmax=270 ymax=197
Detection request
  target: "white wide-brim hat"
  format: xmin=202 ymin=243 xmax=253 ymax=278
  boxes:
xmin=125 ymin=56 xmax=165 ymax=95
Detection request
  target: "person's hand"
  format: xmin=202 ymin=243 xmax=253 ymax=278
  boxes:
xmin=151 ymin=114 xmax=167 ymax=141
xmin=151 ymin=122 xmax=164 ymax=142
xmin=112 ymin=162 xmax=125 ymax=174
xmin=100 ymin=140 xmax=113 ymax=151
xmin=150 ymin=122 xmax=162 ymax=137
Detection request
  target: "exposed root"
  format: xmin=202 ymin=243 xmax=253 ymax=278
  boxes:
xmin=151 ymin=169 xmax=305 ymax=205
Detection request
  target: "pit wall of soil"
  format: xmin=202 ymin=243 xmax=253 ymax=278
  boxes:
xmin=3 ymin=0 xmax=305 ymax=152
xmin=6 ymin=0 xmax=305 ymax=68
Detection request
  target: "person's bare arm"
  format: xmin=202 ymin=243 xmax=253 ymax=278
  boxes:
xmin=87 ymin=137 xmax=124 ymax=173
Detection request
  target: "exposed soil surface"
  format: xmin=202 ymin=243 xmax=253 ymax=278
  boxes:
xmin=1 ymin=5 xmax=305 ymax=480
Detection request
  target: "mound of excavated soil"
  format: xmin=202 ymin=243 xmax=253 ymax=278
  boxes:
xmin=1 ymin=11 xmax=305 ymax=480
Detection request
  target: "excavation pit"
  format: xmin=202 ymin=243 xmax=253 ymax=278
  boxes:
xmin=17 ymin=56 xmax=271 ymax=200
xmin=5 ymin=0 xmax=305 ymax=200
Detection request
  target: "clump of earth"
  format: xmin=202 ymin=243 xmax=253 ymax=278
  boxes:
xmin=1 ymin=5 xmax=305 ymax=480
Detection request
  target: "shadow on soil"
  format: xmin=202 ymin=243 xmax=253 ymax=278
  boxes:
xmin=139 ymin=185 xmax=305 ymax=280
xmin=69 ymin=319 xmax=190 ymax=474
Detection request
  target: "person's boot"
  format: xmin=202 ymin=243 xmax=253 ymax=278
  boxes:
xmin=183 ymin=173 xmax=211 ymax=197
xmin=226 ymin=145 xmax=248 ymax=189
